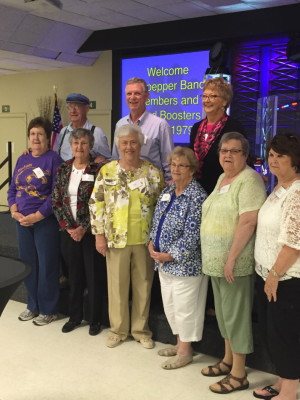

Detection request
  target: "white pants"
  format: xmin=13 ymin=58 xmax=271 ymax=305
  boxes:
xmin=159 ymin=270 xmax=208 ymax=342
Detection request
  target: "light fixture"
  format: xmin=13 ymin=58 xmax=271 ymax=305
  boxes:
xmin=24 ymin=0 xmax=62 ymax=9
xmin=205 ymin=42 xmax=230 ymax=75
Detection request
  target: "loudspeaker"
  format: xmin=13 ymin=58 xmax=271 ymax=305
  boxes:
xmin=286 ymin=37 xmax=300 ymax=62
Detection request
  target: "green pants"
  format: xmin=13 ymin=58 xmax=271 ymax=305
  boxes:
xmin=211 ymin=275 xmax=254 ymax=354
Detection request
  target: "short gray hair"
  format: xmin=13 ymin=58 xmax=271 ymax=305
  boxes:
xmin=219 ymin=131 xmax=249 ymax=157
xmin=69 ymin=128 xmax=94 ymax=149
xmin=126 ymin=77 xmax=149 ymax=93
xmin=114 ymin=124 xmax=144 ymax=147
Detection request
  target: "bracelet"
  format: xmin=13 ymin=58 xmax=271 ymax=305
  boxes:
xmin=270 ymin=268 xmax=284 ymax=278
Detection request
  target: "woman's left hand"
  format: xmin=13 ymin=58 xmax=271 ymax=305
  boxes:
xmin=224 ymin=260 xmax=235 ymax=283
xmin=264 ymin=273 xmax=279 ymax=302
xmin=69 ymin=226 xmax=86 ymax=242
xmin=151 ymin=251 xmax=173 ymax=263
xmin=148 ymin=240 xmax=173 ymax=263
xmin=19 ymin=212 xmax=43 ymax=226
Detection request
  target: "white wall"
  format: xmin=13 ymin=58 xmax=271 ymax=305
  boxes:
xmin=0 ymin=50 xmax=112 ymax=208
xmin=0 ymin=50 xmax=112 ymax=135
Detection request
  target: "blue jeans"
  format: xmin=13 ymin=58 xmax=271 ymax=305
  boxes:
xmin=16 ymin=215 xmax=60 ymax=315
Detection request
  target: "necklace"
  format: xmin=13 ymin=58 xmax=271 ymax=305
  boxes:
xmin=72 ymin=165 xmax=84 ymax=175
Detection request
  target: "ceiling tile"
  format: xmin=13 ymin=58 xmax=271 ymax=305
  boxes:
xmin=9 ymin=14 xmax=53 ymax=47
xmin=0 ymin=5 xmax=25 ymax=34
xmin=57 ymin=52 xmax=96 ymax=66
xmin=30 ymin=47 xmax=61 ymax=60
xmin=199 ymin=0 xmax=241 ymax=6
xmin=32 ymin=7 xmax=116 ymax=30
xmin=38 ymin=22 xmax=91 ymax=53
xmin=214 ymin=3 xmax=255 ymax=12
xmin=156 ymin=2 xmax=215 ymax=17
xmin=94 ymin=0 xmax=177 ymax=22
xmin=0 ymin=0 xmax=298 ymax=74
xmin=134 ymin=0 xmax=184 ymax=5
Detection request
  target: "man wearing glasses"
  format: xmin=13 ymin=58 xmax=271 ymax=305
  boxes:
xmin=112 ymin=78 xmax=174 ymax=182
xmin=55 ymin=93 xmax=111 ymax=162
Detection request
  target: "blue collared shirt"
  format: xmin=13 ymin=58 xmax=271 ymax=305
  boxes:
xmin=112 ymin=110 xmax=174 ymax=182
xmin=54 ymin=119 xmax=111 ymax=161
xmin=150 ymin=179 xmax=207 ymax=277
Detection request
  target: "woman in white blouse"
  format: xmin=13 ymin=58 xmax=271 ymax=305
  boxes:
xmin=253 ymin=133 xmax=300 ymax=400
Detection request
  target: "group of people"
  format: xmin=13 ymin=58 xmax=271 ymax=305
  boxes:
xmin=7 ymin=76 xmax=300 ymax=399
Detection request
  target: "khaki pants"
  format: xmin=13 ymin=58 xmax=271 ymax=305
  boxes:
xmin=106 ymin=245 xmax=154 ymax=341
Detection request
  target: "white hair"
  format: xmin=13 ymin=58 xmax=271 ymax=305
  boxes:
xmin=114 ymin=124 xmax=144 ymax=147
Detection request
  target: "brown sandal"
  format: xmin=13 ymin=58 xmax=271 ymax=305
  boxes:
xmin=201 ymin=360 xmax=232 ymax=377
xmin=209 ymin=373 xmax=249 ymax=394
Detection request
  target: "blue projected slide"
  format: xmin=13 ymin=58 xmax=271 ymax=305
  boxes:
xmin=122 ymin=50 xmax=209 ymax=144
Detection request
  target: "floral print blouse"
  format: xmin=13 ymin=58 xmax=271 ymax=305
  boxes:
xmin=52 ymin=158 xmax=101 ymax=231
xmin=150 ymin=179 xmax=207 ymax=277
xmin=89 ymin=160 xmax=164 ymax=248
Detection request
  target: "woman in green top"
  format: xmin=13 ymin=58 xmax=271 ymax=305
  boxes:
xmin=200 ymin=132 xmax=266 ymax=394
xmin=89 ymin=124 xmax=164 ymax=350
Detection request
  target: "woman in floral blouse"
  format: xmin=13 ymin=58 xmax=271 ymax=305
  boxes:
xmin=89 ymin=124 xmax=164 ymax=349
xmin=148 ymin=147 xmax=207 ymax=370
xmin=52 ymin=128 xmax=104 ymax=336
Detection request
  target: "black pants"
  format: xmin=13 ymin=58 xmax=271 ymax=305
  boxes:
xmin=256 ymin=274 xmax=300 ymax=379
xmin=60 ymin=230 xmax=105 ymax=325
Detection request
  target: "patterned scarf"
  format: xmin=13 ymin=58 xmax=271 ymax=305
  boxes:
xmin=194 ymin=113 xmax=228 ymax=178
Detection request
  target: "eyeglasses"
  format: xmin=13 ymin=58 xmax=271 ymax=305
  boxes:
xmin=67 ymin=103 xmax=85 ymax=111
xmin=219 ymin=149 xmax=243 ymax=155
xmin=169 ymin=163 xmax=191 ymax=169
xmin=201 ymin=94 xmax=220 ymax=100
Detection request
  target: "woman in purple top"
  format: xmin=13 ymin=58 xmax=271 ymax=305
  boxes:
xmin=7 ymin=117 xmax=63 ymax=326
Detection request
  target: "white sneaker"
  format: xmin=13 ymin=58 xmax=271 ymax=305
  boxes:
xmin=33 ymin=314 xmax=57 ymax=326
xmin=18 ymin=309 xmax=38 ymax=321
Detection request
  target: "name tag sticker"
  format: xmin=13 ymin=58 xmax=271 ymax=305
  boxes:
xmin=82 ymin=174 xmax=94 ymax=182
xmin=275 ymin=186 xmax=286 ymax=198
xmin=33 ymin=167 xmax=44 ymax=178
xmin=218 ymin=184 xmax=230 ymax=194
xmin=161 ymin=193 xmax=171 ymax=201
xmin=128 ymin=179 xmax=143 ymax=190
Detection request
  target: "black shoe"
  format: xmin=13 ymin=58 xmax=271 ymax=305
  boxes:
xmin=89 ymin=322 xmax=101 ymax=336
xmin=62 ymin=320 xmax=80 ymax=333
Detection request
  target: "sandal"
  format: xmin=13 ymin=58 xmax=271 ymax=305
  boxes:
xmin=161 ymin=355 xmax=193 ymax=370
xmin=201 ymin=360 xmax=232 ymax=377
xmin=158 ymin=347 xmax=177 ymax=357
xmin=253 ymin=385 xmax=279 ymax=399
xmin=209 ymin=373 xmax=249 ymax=394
